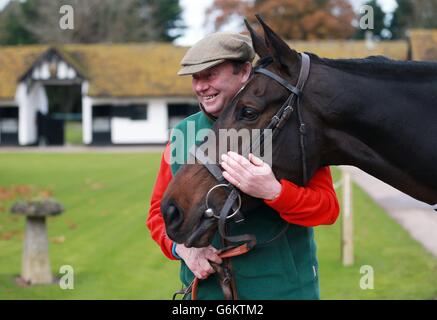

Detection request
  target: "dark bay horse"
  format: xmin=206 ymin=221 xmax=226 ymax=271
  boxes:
xmin=162 ymin=16 xmax=437 ymax=248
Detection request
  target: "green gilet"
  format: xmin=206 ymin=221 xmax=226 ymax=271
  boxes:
xmin=170 ymin=112 xmax=320 ymax=300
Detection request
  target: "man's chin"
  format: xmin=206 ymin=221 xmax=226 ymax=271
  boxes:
xmin=202 ymin=105 xmax=222 ymax=117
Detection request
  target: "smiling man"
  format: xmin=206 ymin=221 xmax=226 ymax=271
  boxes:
xmin=190 ymin=60 xmax=250 ymax=117
xmin=146 ymin=32 xmax=340 ymax=299
xmin=178 ymin=33 xmax=253 ymax=118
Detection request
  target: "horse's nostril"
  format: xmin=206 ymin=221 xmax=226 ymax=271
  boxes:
xmin=166 ymin=204 xmax=183 ymax=230
xmin=167 ymin=205 xmax=177 ymax=218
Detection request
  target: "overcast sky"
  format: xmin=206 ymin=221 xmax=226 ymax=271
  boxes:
xmin=0 ymin=0 xmax=9 ymax=10
xmin=0 ymin=0 xmax=397 ymax=46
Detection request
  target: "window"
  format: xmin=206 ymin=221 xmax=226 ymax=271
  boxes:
xmin=130 ymin=105 xmax=148 ymax=120
xmin=112 ymin=104 xmax=148 ymax=120
xmin=168 ymin=103 xmax=198 ymax=129
xmin=92 ymin=105 xmax=111 ymax=133
xmin=0 ymin=106 xmax=19 ymax=133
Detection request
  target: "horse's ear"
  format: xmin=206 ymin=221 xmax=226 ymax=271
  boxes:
xmin=244 ymin=19 xmax=269 ymax=59
xmin=255 ymin=14 xmax=300 ymax=73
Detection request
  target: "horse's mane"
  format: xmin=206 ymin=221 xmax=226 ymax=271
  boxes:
xmin=307 ymin=52 xmax=437 ymax=78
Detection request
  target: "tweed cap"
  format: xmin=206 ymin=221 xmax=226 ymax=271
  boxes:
xmin=177 ymin=32 xmax=255 ymax=76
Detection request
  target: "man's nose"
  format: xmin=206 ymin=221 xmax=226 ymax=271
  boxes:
xmin=193 ymin=79 xmax=209 ymax=93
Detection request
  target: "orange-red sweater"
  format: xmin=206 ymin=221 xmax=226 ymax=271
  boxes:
xmin=146 ymin=143 xmax=340 ymax=260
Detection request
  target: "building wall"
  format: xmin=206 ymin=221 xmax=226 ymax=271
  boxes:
xmin=15 ymin=82 xmax=48 ymax=145
xmin=111 ymin=99 xmax=168 ymax=144
xmin=82 ymin=82 xmax=92 ymax=144
xmin=85 ymin=97 xmax=176 ymax=145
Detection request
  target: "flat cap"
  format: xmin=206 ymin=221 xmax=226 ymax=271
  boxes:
xmin=178 ymin=32 xmax=255 ymax=76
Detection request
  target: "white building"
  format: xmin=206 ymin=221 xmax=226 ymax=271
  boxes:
xmin=0 ymin=43 xmax=197 ymax=146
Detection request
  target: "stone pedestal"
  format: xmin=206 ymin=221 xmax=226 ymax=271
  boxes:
xmin=21 ymin=216 xmax=53 ymax=284
xmin=11 ymin=199 xmax=64 ymax=285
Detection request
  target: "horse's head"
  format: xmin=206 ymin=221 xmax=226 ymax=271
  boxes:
xmin=162 ymin=16 xmax=326 ymax=247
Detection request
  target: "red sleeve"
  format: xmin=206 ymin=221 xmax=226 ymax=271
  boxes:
xmin=264 ymin=167 xmax=340 ymax=227
xmin=146 ymin=143 xmax=177 ymax=260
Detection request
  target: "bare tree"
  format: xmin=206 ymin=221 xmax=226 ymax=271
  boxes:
xmin=0 ymin=0 xmax=184 ymax=44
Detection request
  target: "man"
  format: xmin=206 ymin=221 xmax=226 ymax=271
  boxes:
xmin=147 ymin=32 xmax=340 ymax=299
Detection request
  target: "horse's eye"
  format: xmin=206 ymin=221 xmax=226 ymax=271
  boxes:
xmin=240 ymin=107 xmax=259 ymax=121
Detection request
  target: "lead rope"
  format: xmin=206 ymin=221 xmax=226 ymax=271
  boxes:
xmin=172 ymin=243 xmax=252 ymax=300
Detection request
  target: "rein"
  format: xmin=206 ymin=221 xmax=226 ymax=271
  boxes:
xmin=175 ymin=52 xmax=311 ymax=300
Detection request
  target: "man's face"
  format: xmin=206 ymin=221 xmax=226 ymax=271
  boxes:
xmin=191 ymin=61 xmax=251 ymax=117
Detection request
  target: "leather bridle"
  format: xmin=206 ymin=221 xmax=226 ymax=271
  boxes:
xmin=174 ymin=52 xmax=311 ymax=300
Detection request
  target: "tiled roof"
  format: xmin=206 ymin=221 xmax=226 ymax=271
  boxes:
xmin=0 ymin=45 xmax=47 ymax=100
xmin=288 ymin=40 xmax=408 ymax=60
xmin=0 ymin=43 xmax=192 ymax=99
xmin=0 ymin=40 xmax=413 ymax=100
xmin=62 ymin=43 xmax=193 ymax=98
xmin=409 ymin=29 xmax=437 ymax=61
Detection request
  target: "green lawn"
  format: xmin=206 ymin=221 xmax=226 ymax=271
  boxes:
xmin=317 ymin=170 xmax=437 ymax=299
xmin=0 ymin=153 xmax=436 ymax=299
xmin=65 ymin=121 xmax=83 ymax=146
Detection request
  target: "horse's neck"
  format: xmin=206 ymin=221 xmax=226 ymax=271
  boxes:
xmin=320 ymin=69 xmax=437 ymax=204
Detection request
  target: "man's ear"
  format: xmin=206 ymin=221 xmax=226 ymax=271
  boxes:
xmin=255 ymin=14 xmax=300 ymax=75
xmin=241 ymin=61 xmax=252 ymax=83
xmin=244 ymin=18 xmax=270 ymax=58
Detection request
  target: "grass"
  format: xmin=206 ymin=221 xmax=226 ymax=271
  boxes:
xmin=0 ymin=153 xmax=436 ymax=299
xmin=318 ymin=169 xmax=437 ymax=299
xmin=65 ymin=121 xmax=83 ymax=146
xmin=0 ymin=152 xmax=179 ymax=299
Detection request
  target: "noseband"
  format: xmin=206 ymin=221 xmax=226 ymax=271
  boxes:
xmin=180 ymin=53 xmax=311 ymax=300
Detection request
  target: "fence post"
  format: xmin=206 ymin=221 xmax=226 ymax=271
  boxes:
xmin=341 ymin=168 xmax=354 ymax=266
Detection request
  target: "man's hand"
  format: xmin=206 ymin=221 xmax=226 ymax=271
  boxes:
xmin=175 ymin=244 xmax=223 ymax=279
xmin=221 ymin=151 xmax=282 ymax=200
